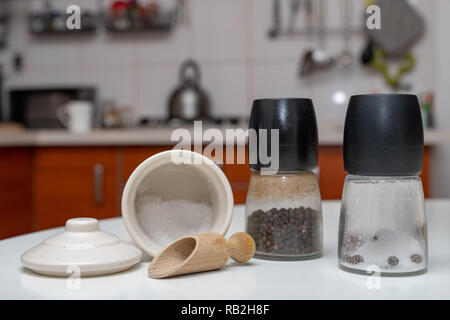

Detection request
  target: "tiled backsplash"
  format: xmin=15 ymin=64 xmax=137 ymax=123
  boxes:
xmin=0 ymin=0 xmax=437 ymax=127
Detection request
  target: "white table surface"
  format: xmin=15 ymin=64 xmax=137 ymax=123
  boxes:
xmin=1 ymin=200 xmax=450 ymax=300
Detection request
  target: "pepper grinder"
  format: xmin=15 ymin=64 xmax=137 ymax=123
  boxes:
xmin=338 ymin=94 xmax=427 ymax=276
xmin=245 ymin=98 xmax=323 ymax=261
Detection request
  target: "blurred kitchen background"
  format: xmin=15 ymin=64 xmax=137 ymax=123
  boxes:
xmin=1 ymin=0 xmax=450 ymax=239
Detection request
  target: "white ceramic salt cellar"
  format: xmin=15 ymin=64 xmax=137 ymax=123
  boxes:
xmin=21 ymin=218 xmax=142 ymax=277
xmin=122 ymin=149 xmax=234 ymax=257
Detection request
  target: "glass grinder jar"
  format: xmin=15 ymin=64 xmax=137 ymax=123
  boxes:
xmin=245 ymin=98 xmax=323 ymax=260
xmin=338 ymin=94 xmax=427 ymax=276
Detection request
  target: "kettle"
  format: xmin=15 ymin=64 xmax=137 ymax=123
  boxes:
xmin=168 ymin=59 xmax=210 ymax=120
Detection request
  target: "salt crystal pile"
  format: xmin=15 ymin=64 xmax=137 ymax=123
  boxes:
xmin=136 ymin=194 xmax=213 ymax=246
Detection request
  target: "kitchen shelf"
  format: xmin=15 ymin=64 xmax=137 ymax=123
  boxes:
xmin=28 ymin=12 xmax=97 ymax=35
xmin=105 ymin=12 xmax=175 ymax=33
xmin=268 ymin=26 xmax=363 ymax=39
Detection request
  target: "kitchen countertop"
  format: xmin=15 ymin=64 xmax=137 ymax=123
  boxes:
xmin=1 ymin=200 xmax=450 ymax=300
xmin=0 ymin=127 xmax=449 ymax=147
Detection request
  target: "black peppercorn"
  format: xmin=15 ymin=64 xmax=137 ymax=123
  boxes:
xmin=247 ymin=206 xmax=321 ymax=256
xmin=345 ymin=254 xmax=364 ymax=264
xmin=387 ymin=256 xmax=399 ymax=266
xmin=342 ymin=234 xmax=361 ymax=252
xmin=411 ymin=254 xmax=423 ymax=264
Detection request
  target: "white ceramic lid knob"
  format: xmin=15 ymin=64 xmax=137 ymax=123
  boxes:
xmin=66 ymin=218 xmax=99 ymax=232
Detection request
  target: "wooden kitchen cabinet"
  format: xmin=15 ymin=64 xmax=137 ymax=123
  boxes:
xmin=0 ymin=143 xmax=432 ymax=239
xmin=122 ymin=146 xmax=172 ymax=182
xmin=221 ymin=146 xmax=251 ymax=204
xmin=121 ymin=146 xmax=431 ymax=205
xmin=33 ymin=147 xmax=120 ymax=230
xmin=0 ymin=148 xmax=33 ymax=239
xmin=318 ymin=147 xmax=346 ymax=199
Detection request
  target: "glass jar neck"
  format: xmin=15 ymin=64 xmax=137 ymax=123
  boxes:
xmin=252 ymin=170 xmax=316 ymax=176
xmin=252 ymin=167 xmax=318 ymax=176
xmin=345 ymin=175 xmax=421 ymax=185
xmin=346 ymin=174 xmax=420 ymax=179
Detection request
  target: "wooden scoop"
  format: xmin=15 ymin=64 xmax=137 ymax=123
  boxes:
xmin=148 ymin=232 xmax=255 ymax=279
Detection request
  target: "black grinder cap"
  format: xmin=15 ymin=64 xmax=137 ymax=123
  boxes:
xmin=344 ymin=94 xmax=424 ymax=176
xmin=249 ymin=98 xmax=318 ymax=172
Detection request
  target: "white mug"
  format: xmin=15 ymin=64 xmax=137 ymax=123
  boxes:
xmin=57 ymin=101 xmax=94 ymax=133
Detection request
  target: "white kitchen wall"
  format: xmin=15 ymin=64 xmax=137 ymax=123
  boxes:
xmin=0 ymin=0 xmax=437 ymax=128
xmin=430 ymin=0 xmax=450 ymax=197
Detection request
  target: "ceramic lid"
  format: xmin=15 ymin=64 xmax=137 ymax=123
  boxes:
xmin=21 ymin=218 xmax=142 ymax=277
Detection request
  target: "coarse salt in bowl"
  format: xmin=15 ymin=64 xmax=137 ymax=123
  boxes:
xmin=121 ymin=150 xmax=234 ymax=257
